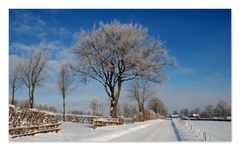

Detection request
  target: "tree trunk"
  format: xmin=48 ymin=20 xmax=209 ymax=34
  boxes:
xmin=110 ymin=80 xmax=122 ymax=117
xmin=28 ymin=86 xmax=31 ymax=108
xmin=30 ymin=87 xmax=35 ymax=109
xmin=11 ymin=85 xmax=15 ymax=105
xmin=110 ymin=97 xmax=118 ymax=117
xmin=136 ymin=103 xmax=145 ymax=121
xmin=63 ymin=95 xmax=66 ymax=121
xmin=142 ymin=106 xmax=145 ymax=121
xmin=138 ymin=102 xmax=142 ymax=112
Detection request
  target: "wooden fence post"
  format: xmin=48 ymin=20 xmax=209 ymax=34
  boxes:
xmin=203 ymin=132 xmax=207 ymax=141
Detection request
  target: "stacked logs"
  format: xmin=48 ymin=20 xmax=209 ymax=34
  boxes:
xmin=9 ymin=105 xmax=59 ymax=128
xmin=92 ymin=117 xmax=124 ymax=129
xmin=66 ymin=115 xmax=81 ymax=123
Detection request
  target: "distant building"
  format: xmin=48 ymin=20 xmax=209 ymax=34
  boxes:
xmin=192 ymin=113 xmax=200 ymax=118
xmin=226 ymin=116 xmax=231 ymax=120
xmin=170 ymin=114 xmax=179 ymax=118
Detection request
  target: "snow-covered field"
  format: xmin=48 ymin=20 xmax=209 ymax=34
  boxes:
xmin=185 ymin=120 xmax=231 ymax=141
xmin=9 ymin=119 xmax=231 ymax=142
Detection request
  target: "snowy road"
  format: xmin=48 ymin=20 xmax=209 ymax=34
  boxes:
xmin=110 ymin=120 xmax=177 ymax=142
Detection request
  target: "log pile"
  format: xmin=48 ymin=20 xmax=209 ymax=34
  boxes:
xmin=9 ymin=105 xmax=60 ymax=137
xmin=9 ymin=105 xmax=59 ymax=127
xmin=66 ymin=115 xmax=81 ymax=123
xmin=92 ymin=117 xmax=124 ymax=129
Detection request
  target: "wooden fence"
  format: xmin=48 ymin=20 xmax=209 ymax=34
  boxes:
xmin=9 ymin=123 xmax=61 ymax=138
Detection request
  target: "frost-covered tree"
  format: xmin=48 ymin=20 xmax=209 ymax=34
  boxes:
xmin=180 ymin=108 xmax=189 ymax=117
xmin=9 ymin=64 xmax=22 ymax=105
xmin=36 ymin=104 xmax=58 ymax=113
xmin=18 ymin=100 xmax=30 ymax=109
xmin=205 ymin=105 xmax=214 ymax=118
xmin=57 ymin=64 xmax=76 ymax=121
xmin=90 ymin=99 xmax=105 ymax=115
xmin=97 ymin=101 xmax=105 ymax=115
xmin=123 ymin=102 xmax=137 ymax=118
xmin=148 ymin=97 xmax=167 ymax=116
xmin=214 ymin=100 xmax=230 ymax=119
xmin=123 ymin=103 xmax=131 ymax=118
xmin=72 ymin=21 xmax=175 ymax=117
xmin=128 ymin=79 xmax=154 ymax=119
xmin=191 ymin=108 xmax=201 ymax=115
xmin=89 ymin=99 xmax=98 ymax=115
xmin=20 ymin=51 xmax=48 ymax=109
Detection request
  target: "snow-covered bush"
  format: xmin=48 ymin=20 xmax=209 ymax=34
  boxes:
xmin=133 ymin=109 xmax=165 ymax=122
xmin=144 ymin=109 xmax=157 ymax=120
xmin=133 ymin=112 xmax=144 ymax=122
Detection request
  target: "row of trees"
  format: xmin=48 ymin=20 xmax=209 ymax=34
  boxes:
xmin=10 ymin=51 xmax=48 ymax=109
xmin=148 ymin=97 xmax=167 ymax=116
xmin=178 ymin=100 xmax=231 ymax=119
xmin=89 ymin=96 xmax=167 ymax=119
xmin=9 ymin=50 xmax=77 ymax=122
xmin=10 ymin=21 xmax=174 ymax=119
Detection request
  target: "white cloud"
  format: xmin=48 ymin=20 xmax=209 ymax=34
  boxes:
xmin=49 ymin=27 xmax=72 ymax=37
xmin=10 ymin=40 xmax=68 ymax=60
xmin=10 ymin=11 xmax=47 ymax=37
xmin=10 ymin=10 xmax=73 ymax=39
xmin=10 ymin=42 xmax=36 ymax=55
xmin=9 ymin=54 xmax=26 ymax=71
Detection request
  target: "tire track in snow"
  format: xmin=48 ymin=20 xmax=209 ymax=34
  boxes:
xmin=83 ymin=121 xmax=154 ymax=141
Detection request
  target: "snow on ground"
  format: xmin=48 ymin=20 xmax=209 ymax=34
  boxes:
xmin=9 ymin=119 xmax=231 ymax=142
xmin=185 ymin=120 xmax=231 ymax=141
xmin=10 ymin=119 xmax=178 ymax=142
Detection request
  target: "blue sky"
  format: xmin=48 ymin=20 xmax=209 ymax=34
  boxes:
xmin=9 ymin=9 xmax=231 ymax=113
